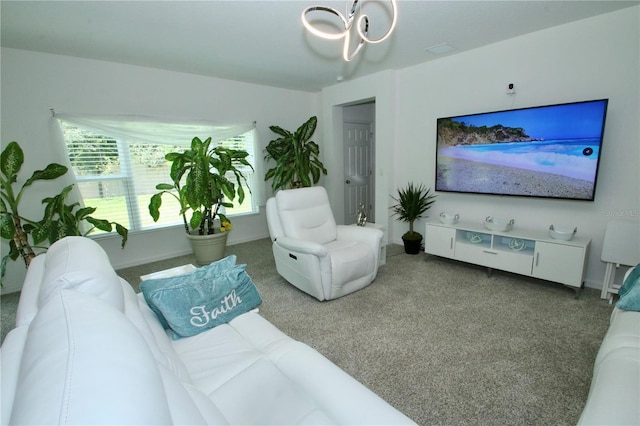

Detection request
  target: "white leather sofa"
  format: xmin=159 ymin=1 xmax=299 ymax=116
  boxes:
xmin=0 ymin=236 xmax=415 ymax=425
xmin=578 ymin=265 xmax=640 ymax=425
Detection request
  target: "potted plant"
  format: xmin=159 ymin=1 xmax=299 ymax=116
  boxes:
xmin=148 ymin=136 xmax=252 ymax=265
xmin=391 ymin=182 xmax=436 ymax=254
xmin=264 ymin=116 xmax=327 ymax=191
xmin=1 ymin=141 xmax=128 ymax=282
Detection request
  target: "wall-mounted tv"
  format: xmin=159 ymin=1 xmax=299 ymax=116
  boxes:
xmin=435 ymin=99 xmax=608 ymax=201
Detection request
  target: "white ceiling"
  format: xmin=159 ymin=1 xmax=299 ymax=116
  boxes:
xmin=1 ymin=0 xmax=637 ymax=92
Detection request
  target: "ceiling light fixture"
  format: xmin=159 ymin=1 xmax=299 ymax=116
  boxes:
xmin=301 ymin=0 xmax=398 ymax=62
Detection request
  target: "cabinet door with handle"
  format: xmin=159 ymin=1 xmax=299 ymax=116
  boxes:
xmin=532 ymin=241 xmax=586 ymax=287
xmin=424 ymin=224 xmax=455 ymax=258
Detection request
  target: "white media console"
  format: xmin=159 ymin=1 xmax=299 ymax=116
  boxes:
xmin=424 ymin=220 xmax=591 ymax=296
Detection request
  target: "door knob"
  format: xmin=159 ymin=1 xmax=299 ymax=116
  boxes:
xmin=345 ymin=179 xmax=351 ymax=184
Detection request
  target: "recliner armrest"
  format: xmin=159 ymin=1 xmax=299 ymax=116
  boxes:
xmin=274 ymin=236 xmax=330 ymax=258
xmin=336 ymin=225 xmax=383 ymax=248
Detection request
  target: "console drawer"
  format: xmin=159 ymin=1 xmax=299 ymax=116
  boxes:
xmin=455 ymin=243 xmax=533 ymax=275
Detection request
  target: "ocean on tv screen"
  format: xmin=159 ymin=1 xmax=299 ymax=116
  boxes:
xmin=438 ymin=138 xmax=600 ymax=182
xmin=435 ymin=99 xmax=607 ymax=200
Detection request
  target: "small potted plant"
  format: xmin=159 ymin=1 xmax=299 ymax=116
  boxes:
xmin=391 ymin=182 xmax=436 ymax=254
xmin=148 ymin=136 xmax=252 ymax=265
xmin=264 ymin=116 xmax=327 ymax=191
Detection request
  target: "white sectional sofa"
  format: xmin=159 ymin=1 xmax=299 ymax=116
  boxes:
xmin=578 ymin=265 xmax=640 ymax=425
xmin=0 ymin=236 xmax=415 ymax=425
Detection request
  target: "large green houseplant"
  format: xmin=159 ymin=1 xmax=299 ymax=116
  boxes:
xmin=264 ymin=116 xmax=327 ymax=191
xmin=148 ymin=136 xmax=252 ymax=264
xmin=0 ymin=141 xmax=128 ymax=281
xmin=391 ymin=182 xmax=437 ymax=254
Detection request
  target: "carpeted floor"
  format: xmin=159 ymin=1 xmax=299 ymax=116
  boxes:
xmin=1 ymin=238 xmax=613 ymax=425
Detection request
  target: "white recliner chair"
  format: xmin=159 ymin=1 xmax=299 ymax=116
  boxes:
xmin=266 ymin=186 xmax=383 ymax=301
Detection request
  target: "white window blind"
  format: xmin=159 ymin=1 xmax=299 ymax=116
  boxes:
xmin=55 ymin=115 xmax=259 ymax=233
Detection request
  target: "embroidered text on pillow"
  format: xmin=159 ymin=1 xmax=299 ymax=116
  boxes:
xmin=190 ymin=290 xmax=242 ymax=327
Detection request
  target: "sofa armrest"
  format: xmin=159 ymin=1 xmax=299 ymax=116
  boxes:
xmin=274 ymin=236 xmax=329 ymax=258
xmin=10 ymin=290 xmax=173 ymax=425
xmin=1 ymin=326 xmax=29 ymax=425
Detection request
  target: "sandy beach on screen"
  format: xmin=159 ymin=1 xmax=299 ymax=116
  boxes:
xmin=436 ymin=156 xmax=594 ymax=199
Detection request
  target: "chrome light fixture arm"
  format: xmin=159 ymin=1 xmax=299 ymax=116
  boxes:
xmin=301 ymin=0 xmax=397 ymax=62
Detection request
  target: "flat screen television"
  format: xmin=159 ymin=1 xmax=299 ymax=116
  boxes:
xmin=435 ymin=99 xmax=608 ymax=201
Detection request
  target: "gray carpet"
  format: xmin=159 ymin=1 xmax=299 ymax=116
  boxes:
xmin=1 ymin=238 xmax=613 ymax=425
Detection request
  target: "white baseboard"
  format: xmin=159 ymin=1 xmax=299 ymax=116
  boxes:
xmin=110 ymin=233 xmax=271 ymax=271
xmin=111 ymin=248 xmax=194 ymax=270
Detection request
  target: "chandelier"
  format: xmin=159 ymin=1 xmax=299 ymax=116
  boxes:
xmin=301 ymin=0 xmax=398 ymax=62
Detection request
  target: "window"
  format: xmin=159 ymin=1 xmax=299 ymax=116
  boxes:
xmin=59 ymin=120 xmax=258 ymax=233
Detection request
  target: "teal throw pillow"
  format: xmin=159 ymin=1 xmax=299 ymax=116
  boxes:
xmin=140 ymin=255 xmax=238 ymax=330
xmin=616 ymin=264 xmax=640 ymax=312
xmin=141 ymin=256 xmax=262 ymax=339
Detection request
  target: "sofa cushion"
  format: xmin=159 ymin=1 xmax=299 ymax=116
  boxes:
xmin=10 ymin=289 xmax=172 ymax=425
xmin=616 ymin=264 xmax=640 ymax=311
xmin=156 ymin=363 xmax=230 ymax=425
xmin=173 ymin=312 xmax=277 ymax=392
xmin=173 ymin=313 xmax=334 ymax=424
xmin=38 ymin=236 xmax=124 ymax=312
xmin=141 ymin=259 xmax=262 ymax=339
xmin=212 ymin=358 xmax=336 ymax=424
xmin=173 ymin=311 xmax=415 ymax=425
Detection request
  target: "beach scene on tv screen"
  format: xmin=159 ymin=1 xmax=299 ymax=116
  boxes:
xmin=436 ymin=100 xmax=607 ymax=200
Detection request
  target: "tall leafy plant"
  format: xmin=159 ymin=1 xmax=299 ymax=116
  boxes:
xmin=149 ymin=136 xmax=252 ymax=235
xmin=0 ymin=141 xmax=128 ymax=280
xmin=264 ymin=116 xmax=327 ymax=191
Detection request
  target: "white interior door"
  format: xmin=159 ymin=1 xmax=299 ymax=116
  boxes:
xmin=344 ymin=122 xmax=374 ymax=224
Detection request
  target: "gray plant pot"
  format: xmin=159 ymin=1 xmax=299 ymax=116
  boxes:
xmin=186 ymin=230 xmax=229 ymax=265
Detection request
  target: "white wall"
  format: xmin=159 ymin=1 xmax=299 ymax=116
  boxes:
xmin=391 ymin=7 xmax=639 ymax=289
xmin=322 ymin=70 xmax=396 ymax=231
xmin=343 ymin=102 xmax=375 ymax=123
xmin=1 ymin=48 xmax=319 ymax=293
xmin=319 ymin=8 xmax=639 ymax=289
